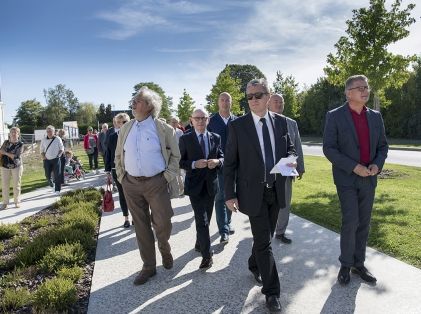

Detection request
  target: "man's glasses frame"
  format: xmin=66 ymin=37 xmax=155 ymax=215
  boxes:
xmin=347 ymin=86 xmax=370 ymax=92
xmin=191 ymin=117 xmax=208 ymax=121
xmin=246 ymin=92 xmax=268 ymax=100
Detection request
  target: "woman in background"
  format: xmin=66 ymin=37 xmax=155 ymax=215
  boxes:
xmin=83 ymin=126 xmax=99 ymax=174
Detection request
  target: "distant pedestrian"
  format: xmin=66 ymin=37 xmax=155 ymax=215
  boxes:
xmin=98 ymin=123 xmax=109 ymax=165
xmin=323 ymin=74 xmax=388 ymax=285
xmin=83 ymin=126 xmax=99 ymax=174
xmin=0 ymin=127 xmax=24 ymax=209
xmin=40 ymin=125 xmax=64 ymax=196
xmin=58 ymin=129 xmax=67 ymax=185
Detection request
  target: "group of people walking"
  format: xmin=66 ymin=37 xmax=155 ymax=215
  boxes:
xmin=0 ymin=73 xmax=388 ymax=314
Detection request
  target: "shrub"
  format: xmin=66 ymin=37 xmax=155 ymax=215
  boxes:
xmin=0 ymin=223 xmax=19 ymax=240
xmin=57 ymin=266 xmax=84 ymax=283
xmin=31 ymin=216 xmax=56 ymax=230
xmin=0 ymin=242 xmax=4 ymax=254
xmin=33 ymin=277 xmax=77 ymax=311
xmin=9 ymin=233 xmax=30 ymax=248
xmin=0 ymin=287 xmax=32 ymax=311
xmin=0 ymin=268 xmax=23 ymax=288
xmin=39 ymin=242 xmax=86 ymax=273
xmin=62 ymin=206 xmax=98 ymax=234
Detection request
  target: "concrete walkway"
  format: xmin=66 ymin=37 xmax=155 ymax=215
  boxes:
xmin=88 ymin=195 xmax=421 ymax=314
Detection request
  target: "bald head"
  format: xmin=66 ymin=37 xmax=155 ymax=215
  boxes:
xmin=268 ymin=94 xmax=285 ymax=114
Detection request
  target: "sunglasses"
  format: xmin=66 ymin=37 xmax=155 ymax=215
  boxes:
xmin=246 ymin=92 xmax=268 ymax=100
xmin=191 ymin=117 xmax=208 ymax=121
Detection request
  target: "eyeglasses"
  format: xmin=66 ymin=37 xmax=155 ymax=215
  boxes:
xmin=246 ymin=92 xmax=268 ymax=100
xmin=191 ymin=117 xmax=208 ymax=121
xmin=348 ymin=86 xmax=370 ymax=92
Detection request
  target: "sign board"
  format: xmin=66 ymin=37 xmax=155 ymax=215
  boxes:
xmin=63 ymin=121 xmax=79 ymax=140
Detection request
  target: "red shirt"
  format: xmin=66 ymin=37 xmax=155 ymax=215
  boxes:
xmin=349 ymin=105 xmax=370 ymax=166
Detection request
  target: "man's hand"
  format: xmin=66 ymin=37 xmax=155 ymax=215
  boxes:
xmin=194 ymin=159 xmax=208 ymax=169
xmin=353 ymin=164 xmax=370 ymax=177
xmin=368 ymin=164 xmax=379 ymax=176
xmin=207 ymin=159 xmax=220 ymax=169
xmin=298 ymin=172 xmax=304 ymax=180
xmin=226 ymin=198 xmax=239 ymax=212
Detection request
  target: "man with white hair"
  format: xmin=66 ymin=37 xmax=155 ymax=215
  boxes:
xmin=115 ymin=87 xmax=181 ymax=285
xmin=179 ymin=108 xmax=224 ymax=269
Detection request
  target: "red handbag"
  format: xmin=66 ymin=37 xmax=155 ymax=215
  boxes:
xmin=102 ymin=177 xmax=114 ymax=212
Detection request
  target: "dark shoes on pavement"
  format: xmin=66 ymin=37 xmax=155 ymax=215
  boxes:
xmin=162 ymin=253 xmax=173 ymax=269
xmin=123 ymin=220 xmax=130 ymax=228
xmin=275 ymin=233 xmax=292 ymax=244
xmin=249 ymin=268 xmax=263 ymax=284
xmin=266 ymin=295 xmax=282 ymax=313
xmin=351 ymin=266 xmax=377 ymax=283
xmin=133 ymin=269 xmax=156 ymax=285
xmin=199 ymin=256 xmax=213 ymax=269
xmin=220 ymin=233 xmax=229 ymax=244
xmin=338 ymin=266 xmax=351 ymax=285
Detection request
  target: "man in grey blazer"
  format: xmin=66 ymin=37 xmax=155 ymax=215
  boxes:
xmin=268 ymin=94 xmax=305 ymax=244
xmin=323 ymin=75 xmax=388 ymax=285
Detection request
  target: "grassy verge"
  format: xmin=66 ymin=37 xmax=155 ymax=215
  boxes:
xmin=0 ymin=144 xmax=104 ymax=196
xmin=292 ymin=156 xmax=421 ymax=268
xmin=0 ymin=188 xmax=102 ymax=312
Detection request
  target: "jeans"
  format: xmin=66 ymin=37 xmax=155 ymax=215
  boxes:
xmin=214 ymin=169 xmax=231 ymax=236
xmin=44 ymin=158 xmax=61 ymax=192
xmin=87 ymin=147 xmax=98 ymax=170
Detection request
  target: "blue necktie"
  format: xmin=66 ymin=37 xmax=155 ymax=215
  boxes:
xmin=199 ymin=134 xmax=206 ymax=158
xmin=260 ymin=118 xmax=275 ymax=186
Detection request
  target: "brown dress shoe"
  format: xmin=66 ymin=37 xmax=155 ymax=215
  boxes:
xmin=133 ymin=269 xmax=156 ymax=285
xmin=162 ymin=253 xmax=173 ymax=269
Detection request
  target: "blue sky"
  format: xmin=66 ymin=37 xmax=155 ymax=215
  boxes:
xmin=1 ymin=0 xmax=420 ymax=123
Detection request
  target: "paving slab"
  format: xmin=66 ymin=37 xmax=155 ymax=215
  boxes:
xmin=88 ymin=196 xmax=421 ymax=314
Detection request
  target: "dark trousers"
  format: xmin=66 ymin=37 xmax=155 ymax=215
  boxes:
xmin=87 ymin=148 xmax=98 ymax=170
xmin=43 ymin=158 xmax=61 ymax=192
xmin=214 ymin=169 xmax=232 ymax=236
xmin=248 ymin=187 xmax=280 ymax=297
xmin=111 ymin=169 xmax=128 ymax=217
xmin=337 ymin=177 xmax=376 ymax=267
xmin=189 ymin=184 xmax=214 ymax=259
xmin=60 ymin=155 xmax=65 ymax=184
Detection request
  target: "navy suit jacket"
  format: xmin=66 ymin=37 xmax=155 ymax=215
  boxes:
xmin=207 ymin=113 xmax=237 ymax=153
xmin=323 ymin=103 xmax=388 ymax=187
xmin=179 ymin=131 xmax=224 ymax=197
xmin=105 ymin=131 xmax=118 ymax=172
xmin=224 ymin=112 xmax=296 ymax=216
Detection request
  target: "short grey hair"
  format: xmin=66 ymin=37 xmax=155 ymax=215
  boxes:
xmin=115 ymin=112 xmax=130 ymax=123
xmin=345 ymin=75 xmax=369 ymax=92
xmin=132 ymin=86 xmax=162 ymax=118
xmin=191 ymin=107 xmax=209 ymax=117
xmin=46 ymin=125 xmax=55 ymax=131
xmin=219 ymin=92 xmax=232 ymax=101
xmin=101 ymin=123 xmax=109 ymax=129
xmin=246 ymin=78 xmax=270 ymax=94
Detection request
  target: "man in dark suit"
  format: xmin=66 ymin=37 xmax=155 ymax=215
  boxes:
xmin=207 ymin=92 xmax=237 ymax=244
xmin=179 ymin=108 xmax=224 ymax=270
xmin=323 ymin=74 xmax=388 ymax=285
xmin=224 ymin=79 xmax=296 ymax=313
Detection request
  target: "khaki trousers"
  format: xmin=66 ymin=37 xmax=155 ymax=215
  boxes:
xmin=122 ymin=172 xmax=173 ymax=271
xmin=1 ymin=166 xmax=23 ymax=204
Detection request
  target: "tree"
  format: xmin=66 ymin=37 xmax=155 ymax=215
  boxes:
xmin=206 ymin=67 xmax=243 ymax=115
xmin=324 ymin=0 xmax=416 ymax=111
xmin=76 ymin=102 xmax=98 ymax=127
xmin=177 ymin=89 xmax=195 ymax=124
xmin=272 ymin=71 xmax=300 ymax=119
xmin=43 ymin=84 xmax=79 ymax=123
xmin=13 ymin=99 xmax=44 ymax=132
xmin=105 ymin=104 xmax=114 ymax=122
xmin=132 ymin=82 xmax=171 ymax=121
xmin=213 ymin=64 xmax=266 ymax=112
xmin=97 ymin=103 xmax=107 ymax=123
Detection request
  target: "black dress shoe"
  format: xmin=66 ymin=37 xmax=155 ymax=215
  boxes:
xmin=337 ymin=266 xmax=351 ymax=285
xmin=249 ymin=269 xmax=262 ymax=284
xmin=266 ymin=295 xmax=282 ymax=313
xmin=275 ymin=233 xmax=292 ymax=244
xmin=199 ymin=256 xmax=213 ymax=269
xmin=351 ymin=266 xmax=377 ymax=283
xmin=220 ymin=233 xmax=229 ymax=244
xmin=123 ymin=220 xmax=130 ymax=228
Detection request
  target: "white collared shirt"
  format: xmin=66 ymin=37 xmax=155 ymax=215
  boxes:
xmin=124 ymin=116 xmax=166 ymax=177
xmin=40 ymin=136 xmax=64 ymax=160
xmin=251 ymin=110 xmax=276 ymax=164
xmin=219 ymin=113 xmax=230 ymax=125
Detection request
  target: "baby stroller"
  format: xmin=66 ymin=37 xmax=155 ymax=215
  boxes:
xmin=64 ymin=156 xmax=86 ymax=183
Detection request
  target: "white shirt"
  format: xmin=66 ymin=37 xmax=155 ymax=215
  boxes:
xmin=251 ymin=110 xmax=276 ymax=164
xmin=40 ymin=136 xmax=64 ymax=160
xmin=219 ymin=113 xmax=230 ymax=125
xmin=124 ymin=116 xmax=166 ymax=177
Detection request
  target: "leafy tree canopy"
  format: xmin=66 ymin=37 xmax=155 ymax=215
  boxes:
xmin=132 ymin=82 xmax=172 ymax=120
xmin=177 ymin=89 xmax=195 ymax=124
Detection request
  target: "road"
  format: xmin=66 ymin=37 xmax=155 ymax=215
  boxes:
xmin=303 ymin=144 xmax=421 ymax=167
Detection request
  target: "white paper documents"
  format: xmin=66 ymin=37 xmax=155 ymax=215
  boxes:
xmin=270 ymin=155 xmax=299 ymax=176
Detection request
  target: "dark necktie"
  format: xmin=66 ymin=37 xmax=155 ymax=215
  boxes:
xmin=260 ymin=118 xmax=275 ymax=186
xmin=199 ymin=134 xmax=206 ymax=158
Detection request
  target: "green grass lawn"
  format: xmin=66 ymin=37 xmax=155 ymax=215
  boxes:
xmin=1 ymin=144 xmax=104 ymax=196
xmin=292 ymin=156 xmax=421 ymax=268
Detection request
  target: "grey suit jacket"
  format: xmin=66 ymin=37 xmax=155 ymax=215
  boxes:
xmin=283 ymin=115 xmax=305 ymax=174
xmin=323 ymin=103 xmax=388 ymax=187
